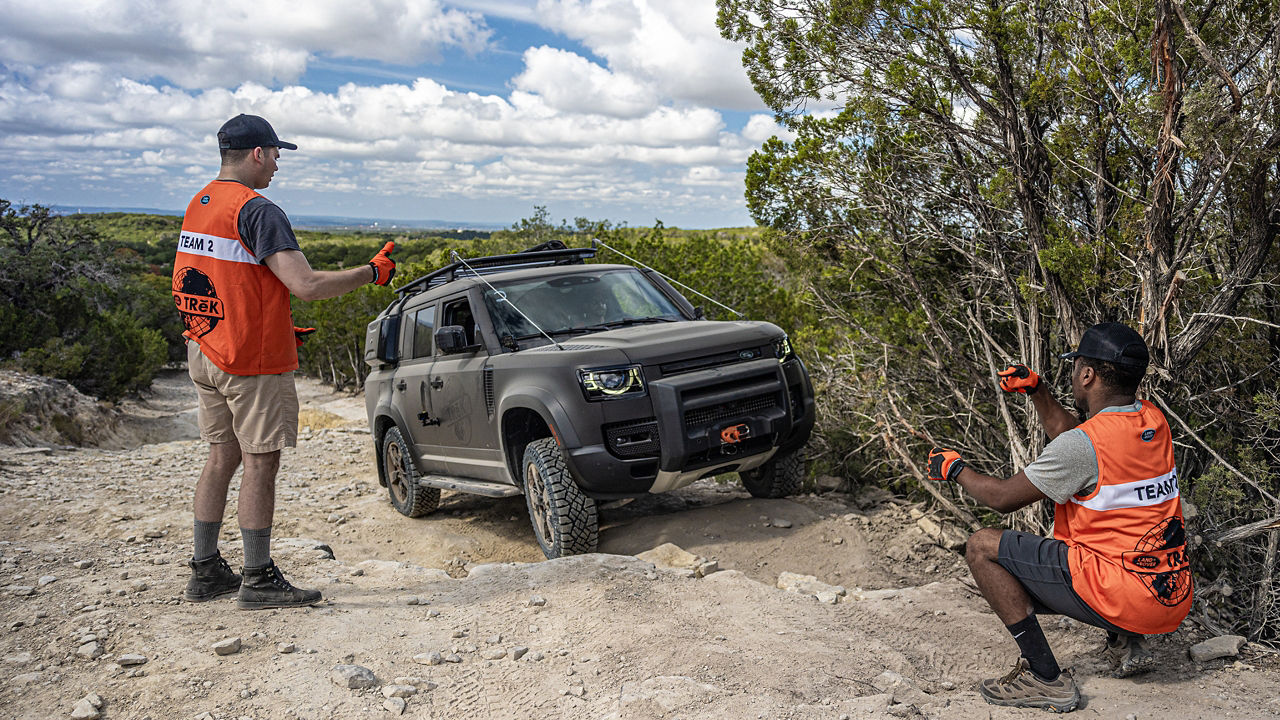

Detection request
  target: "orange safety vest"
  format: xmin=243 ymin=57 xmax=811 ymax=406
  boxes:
xmin=1054 ymin=401 xmax=1192 ymax=635
xmin=172 ymin=181 xmax=297 ymax=375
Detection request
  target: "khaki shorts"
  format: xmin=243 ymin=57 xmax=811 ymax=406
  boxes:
xmin=188 ymin=342 xmax=298 ymax=453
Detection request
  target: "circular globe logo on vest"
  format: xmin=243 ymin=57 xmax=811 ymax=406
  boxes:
xmin=1141 ymin=428 xmax=1156 ymax=442
xmin=200 ymin=195 xmax=210 ymax=205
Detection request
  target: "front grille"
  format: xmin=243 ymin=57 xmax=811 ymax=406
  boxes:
xmin=604 ymin=418 xmax=661 ymax=458
xmin=660 ymin=346 xmax=767 ymax=376
xmin=684 ymin=392 xmax=778 ymax=429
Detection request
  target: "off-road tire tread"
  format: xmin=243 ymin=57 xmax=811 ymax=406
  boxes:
xmin=383 ymin=426 xmax=441 ymax=517
xmin=524 ymin=437 xmax=598 ymax=558
xmin=740 ymin=449 xmax=804 ymax=498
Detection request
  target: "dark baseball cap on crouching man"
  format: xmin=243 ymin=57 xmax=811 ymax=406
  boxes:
xmin=217 ymin=114 xmax=297 ymax=150
xmin=1061 ymin=321 xmax=1149 ymax=368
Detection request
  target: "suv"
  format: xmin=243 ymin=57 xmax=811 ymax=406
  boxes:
xmin=363 ymin=242 xmax=815 ymax=558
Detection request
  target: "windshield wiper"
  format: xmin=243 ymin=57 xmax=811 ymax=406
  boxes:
xmin=509 ymin=325 xmax=610 ymax=342
xmin=601 ymin=316 xmax=677 ymax=328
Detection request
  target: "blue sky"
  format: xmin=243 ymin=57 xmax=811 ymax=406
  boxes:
xmin=0 ymin=0 xmax=794 ymax=228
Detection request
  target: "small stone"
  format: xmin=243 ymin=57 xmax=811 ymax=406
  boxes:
xmin=38 ymin=575 xmax=57 ymax=586
xmin=383 ymin=697 xmax=406 ymax=715
xmin=451 ymin=630 xmax=466 ymax=638
xmin=815 ymin=590 xmax=840 ymax=604
xmin=527 ymin=595 xmax=546 ymax=607
xmin=144 ymin=529 xmax=165 ymax=539
xmin=486 ymin=634 xmax=502 ymax=644
xmin=277 ymin=643 xmax=296 ymax=654
xmin=4 ymin=651 xmax=33 ymax=665
xmin=75 ymin=560 xmax=94 ymax=570
xmin=212 ymin=638 xmax=242 ymax=656
xmin=11 ymin=671 xmax=42 ymax=685
xmin=84 ymin=694 xmax=104 ymax=709
xmin=444 ymin=653 xmax=462 ymax=663
xmin=382 ymin=684 xmax=416 ymax=698
xmin=565 ymin=685 xmax=585 ymax=697
xmin=70 ymin=698 xmax=101 ymax=719
xmin=511 ymin=646 xmax=529 ymax=660
xmin=8 ymin=585 xmax=35 ymax=596
xmin=426 ymin=609 xmax=440 ymax=618
xmin=117 ymin=654 xmax=148 ymax=666
xmin=1190 ymin=635 xmax=1247 ymax=663
xmin=481 ymin=648 xmax=506 ymax=660
xmin=350 ymin=568 xmax=365 ymax=576
xmin=412 ymin=651 xmax=443 ymax=665
xmin=76 ymin=642 xmax=103 ymax=660
xmin=330 ymin=664 xmax=378 ymax=689
xmin=771 ymin=518 xmax=793 ymax=529
xmin=398 ymin=595 xmax=419 ymax=605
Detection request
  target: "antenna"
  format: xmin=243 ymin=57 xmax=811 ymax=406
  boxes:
xmin=591 ymin=238 xmax=745 ymax=318
xmin=450 ymin=251 xmax=564 ymax=351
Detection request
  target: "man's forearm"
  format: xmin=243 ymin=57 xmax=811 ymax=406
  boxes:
xmin=1030 ymin=389 xmax=1079 ymax=441
xmin=295 ymin=265 xmax=375 ymax=301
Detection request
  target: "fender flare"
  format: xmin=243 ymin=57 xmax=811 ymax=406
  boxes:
xmin=497 ymin=388 xmax=582 ymax=448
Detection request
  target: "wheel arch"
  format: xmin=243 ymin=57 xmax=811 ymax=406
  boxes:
xmin=500 ymin=406 xmax=554 ymax=487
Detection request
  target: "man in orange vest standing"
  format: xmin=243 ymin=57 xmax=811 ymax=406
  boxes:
xmin=173 ymin=114 xmax=397 ymax=609
xmin=927 ymin=322 xmax=1191 ymax=712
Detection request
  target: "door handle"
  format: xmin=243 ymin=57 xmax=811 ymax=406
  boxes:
xmin=396 ymin=379 xmax=407 ymax=391
xmin=430 ymin=377 xmax=444 ymax=390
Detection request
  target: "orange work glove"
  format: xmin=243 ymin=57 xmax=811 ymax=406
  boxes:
xmin=998 ymin=364 xmax=1041 ymax=394
xmin=368 ymin=241 xmax=396 ymax=286
xmin=928 ymin=447 xmax=966 ymax=483
xmin=294 ymin=326 xmax=316 ymax=347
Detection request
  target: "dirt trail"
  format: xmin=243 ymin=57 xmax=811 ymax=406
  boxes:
xmin=0 ymin=371 xmax=1275 ymax=719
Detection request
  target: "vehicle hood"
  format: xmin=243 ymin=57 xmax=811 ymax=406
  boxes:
xmin=536 ymin=320 xmax=784 ymax=365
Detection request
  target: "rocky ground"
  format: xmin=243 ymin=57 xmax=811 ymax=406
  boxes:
xmin=0 ymin=370 xmax=1276 ymax=719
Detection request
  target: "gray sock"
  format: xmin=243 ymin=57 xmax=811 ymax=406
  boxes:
xmin=241 ymin=526 xmax=272 ymax=569
xmin=193 ymin=520 xmax=222 ymax=562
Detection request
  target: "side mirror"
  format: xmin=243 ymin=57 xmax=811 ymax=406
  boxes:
xmin=693 ymin=306 xmax=707 ymax=320
xmin=367 ymin=314 xmax=401 ymax=365
xmin=435 ymin=325 xmax=470 ymax=355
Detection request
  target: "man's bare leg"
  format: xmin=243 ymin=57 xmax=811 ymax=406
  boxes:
xmin=185 ymin=441 xmax=244 ymax=601
xmin=966 ymin=529 xmax=1062 ymax=682
xmin=234 ymin=449 xmax=320 ymax=609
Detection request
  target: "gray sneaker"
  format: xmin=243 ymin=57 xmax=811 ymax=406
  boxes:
xmin=978 ymin=658 xmax=1081 ymax=713
xmin=1104 ymin=634 xmax=1155 ymax=678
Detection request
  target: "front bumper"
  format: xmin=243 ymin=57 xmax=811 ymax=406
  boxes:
xmin=564 ymin=357 xmax=815 ymax=498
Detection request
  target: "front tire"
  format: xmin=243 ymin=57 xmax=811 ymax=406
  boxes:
xmin=740 ymin=449 xmax=805 ymax=498
xmin=522 ymin=438 xmax=597 ymax=558
xmin=382 ymin=426 xmax=440 ymax=517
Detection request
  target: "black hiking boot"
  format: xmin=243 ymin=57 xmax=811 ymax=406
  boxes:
xmin=237 ymin=560 xmax=322 ymax=610
xmin=184 ymin=552 xmax=241 ymax=602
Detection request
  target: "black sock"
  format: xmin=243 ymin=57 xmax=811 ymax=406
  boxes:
xmin=1006 ymin=614 xmax=1061 ymax=681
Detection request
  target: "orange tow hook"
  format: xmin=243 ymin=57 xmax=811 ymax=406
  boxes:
xmin=720 ymin=424 xmax=750 ymax=444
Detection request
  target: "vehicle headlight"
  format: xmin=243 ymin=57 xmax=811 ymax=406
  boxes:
xmin=773 ymin=335 xmax=795 ymax=361
xmin=579 ymin=364 xmax=646 ymax=400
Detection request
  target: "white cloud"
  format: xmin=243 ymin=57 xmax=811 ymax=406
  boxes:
xmin=0 ymin=0 xmax=776 ymax=225
xmin=513 ymin=46 xmax=657 ymax=118
xmin=0 ymin=0 xmax=490 ymax=90
xmin=532 ymin=0 xmax=764 ymax=111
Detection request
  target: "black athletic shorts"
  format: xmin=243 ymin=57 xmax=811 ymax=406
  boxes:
xmin=997 ymin=530 xmax=1133 ymax=635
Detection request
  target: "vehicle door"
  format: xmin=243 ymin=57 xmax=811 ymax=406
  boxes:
xmin=391 ymin=301 xmax=448 ymax=473
xmin=431 ymin=293 xmax=503 ymax=481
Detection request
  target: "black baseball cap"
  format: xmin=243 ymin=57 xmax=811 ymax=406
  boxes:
xmin=1061 ymin=322 xmax=1149 ymax=368
xmin=217 ymin=114 xmax=297 ymax=151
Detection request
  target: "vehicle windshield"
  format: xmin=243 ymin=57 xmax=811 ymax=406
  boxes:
xmin=483 ymin=269 xmax=685 ymax=348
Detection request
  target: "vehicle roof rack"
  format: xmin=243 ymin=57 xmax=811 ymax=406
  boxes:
xmin=395 ymin=241 xmax=597 ymax=297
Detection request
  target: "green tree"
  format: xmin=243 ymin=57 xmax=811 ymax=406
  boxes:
xmin=0 ymin=200 xmax=168 ymax=400
xmin=719 ymin=0 xmax=1279 ymax=637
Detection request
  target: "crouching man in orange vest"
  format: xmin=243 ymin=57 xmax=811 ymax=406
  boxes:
xmin=928 ymin=322 xmax=1191 ymax=712
xmin=174 ymin=114 xmax=397 ymax=609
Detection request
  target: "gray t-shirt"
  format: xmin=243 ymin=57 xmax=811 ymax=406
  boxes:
xmin=233 ymin=193 xmax=301 ymax=263
xmin=1023 ymin=401 xmax=1143 ymax=504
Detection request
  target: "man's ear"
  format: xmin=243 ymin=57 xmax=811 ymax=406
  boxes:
xmin=1077 ymin=364 xmax=1096 ymax=387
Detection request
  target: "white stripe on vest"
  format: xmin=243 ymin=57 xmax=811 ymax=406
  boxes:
xmin=176 ymin=230 xmax=257 ymax=265
xmin=1071 ymin=467 xmax=1179 ymax=512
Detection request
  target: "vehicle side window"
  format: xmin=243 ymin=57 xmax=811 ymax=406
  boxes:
xmin=442 ymin=297 xmax=477 ymax=347
xmin=411 ymin=306 xmax=435 ymax=359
